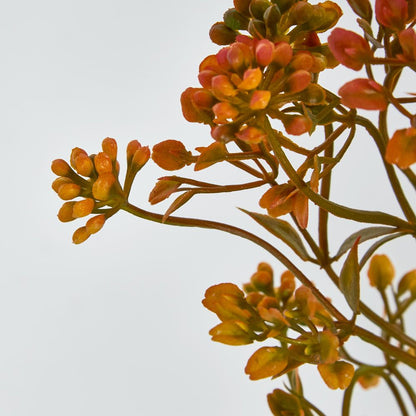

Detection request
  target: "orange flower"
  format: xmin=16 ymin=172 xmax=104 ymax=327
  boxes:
xmin=398 ymin=28 xmax=416 ymax=61
xmin=152 ymin=140 xmax=193 ymax=171
xmin=328 ymin=28 xmax=373 ymax=70
xmin=318 ymin=361 xmax=355 ymax=389
xmin=375 ymin=0 xmax=408 ymax=31
xmin=385 ymin=127 xmax=416 ymax=168
xmin=339 ymin=78 xmax=388 ymax=110
xmin=245 ymin=346 xmax=289 ymax=380
xmin=259 ymin=184 xmax=309 ymax=228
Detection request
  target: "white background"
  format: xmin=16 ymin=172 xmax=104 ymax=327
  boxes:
xmin=1 ymin=0 xmax=415 ymax=414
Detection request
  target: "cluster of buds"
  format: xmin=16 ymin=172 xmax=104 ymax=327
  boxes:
xmin=202 ymin=262 xmax=355 ymax=396
xmin=327 ymin=0 xmax=416 ymax=169
xmin=182 ymin=1 xmax=343 ymax=146
xmin=51 ymin=138 xmax=150 ymax=243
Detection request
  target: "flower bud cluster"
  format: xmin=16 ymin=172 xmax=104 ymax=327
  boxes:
xmin=183 ymin=0 xmax=342 ymax=147
xmin=202 ymin=263 xmax=354 ymax=391
xmin=51 ymin=138 xmax=150 ymax=243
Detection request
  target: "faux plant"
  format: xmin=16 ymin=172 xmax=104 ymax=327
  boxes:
xmin=51 ymin=0 xmax=416 ymax=414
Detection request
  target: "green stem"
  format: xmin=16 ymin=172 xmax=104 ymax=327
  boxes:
xmin=121 ymin=202 xmax=347 ymax=321
xmin=263 ymin=118 xmax=413 ymax=229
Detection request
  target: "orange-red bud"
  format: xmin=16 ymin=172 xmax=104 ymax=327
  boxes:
xmin=126 ymin=140 xmax=141 ymax=163
xmin=102 ymin=137 xmax=118 ymax=161
xmin=285 ymin=70 xmax=312 ymax=93
xmin=148 ymin=179 xmax=181 ymax=204
xmin=328 ymin=28 xmax=373 ymax=70
xmin=272 ymin=42 xmax=293 ymax=67
xmin=57 ymin=202 xmax=75 ymax=222
xmin=238 ymin=67 xmax=262 ymax=90
xmin=235 ymin=126 xmax=266 ymax=144
xmin=339 ymin=78 xmax=388 ymax=110
xmin=375 ymin=0 xmax=408 ymax=31
xmin=72 ymin=198 xmax=95 ymax=218
xmin=70 ymin=148 xmax=88 ymax=170
xmin=385 ymin=127 xmax=416 ymax=169
xmin=52 ymin=177 xmax=73 ymax=193
xmin=245 ymin=346 xmax=289 ymax=380
xmin=51 ymin=159 xmax=72 ymax=177
xmin=211 ymin=75 xmax=237 ymax=98
xmin=318 ymin=361 xmax=355 ymax=389
xmin=74 ymin=153 xmax=94 ymax=177
xmin=132 ymin=145 xmax=150 ymax=169
xmin=283 ymin=114 xmax=313 ymax=136
xmin=72 ymin=226 xmax=91 ymax=244
xmin=86 ymin=214 xmax=106 ymax=234
xmin=358 ymin=373 xmax=380 ymax=389
xmin=92 ymin=173 xmax=116 ymax=201
xmin=94 ymin=152 xmax=113 ymax=174
xmin=152 ymin=140 xmax=191 ymax=171
xmin=212 ymin=102 xmax=239 ymax=124
xmin=57 ymin=183 xmax=81 ymax=200
xmin=255 ymin=39 xmax=274 ymax=66
xmin=249 ymin=90 xmax=271 ymax=110
xmin=399 ymin=28 xmax=416 ymax=61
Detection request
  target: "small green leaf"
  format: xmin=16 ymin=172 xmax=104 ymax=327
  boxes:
xmin=334 ymin=226 xmax=398 ymax=260
xmin=339 ymin=239 xmax=360 ymax=314
xmin=241 ymin=209 xmax=311 ymax=261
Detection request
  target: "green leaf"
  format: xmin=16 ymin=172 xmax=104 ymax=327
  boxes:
xmin=339 ymin=239 xmax=360 ymax=314
xmin=359 ymin=232 xmax=407 ymax=270
xmin=334 ymin=226 xmax=398 ymax=260
xmin=241 ymin=209 xmax=312 ymax=261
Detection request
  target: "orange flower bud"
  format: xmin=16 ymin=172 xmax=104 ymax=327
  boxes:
xmin=385 ymin=127 xmax=416 ymax=169
xmin=245 ymin=346 xmax=289 ymax=380
xmin=367 ymin=254 xmax=395 ymax=291
xmin=285 ymin=70 xmax=312 ymax=93
xmin=126 ymin=140 xmax=141 ymax=163
xmin=358 ymin=373 xmax=380 ymax=389
xmin=375 ymin=0 xmax=408 ymax=31
xmin=227 ymin=42 xmax=253 ymax=72
xmin=328 ymin=28 xmax=373 ymax=70
xmin=86 ymin=214 xmax=106 ymax=234
xmin=51 ymin=159 xmax=72 ymax=177
xmin=255 ymin=39 xmax=274 ymax=66
xmin=295 ymin=285 xmax=317 ymax=318
xmin=339 ymin=78 xmax=388 ymax=110
xmin=272 ymin=42 xmax=293 ymax=67
xmin=192 ymin=89 xmax=216 ymax=109
xmin=399 ymin=28 xmax=416 ymax=61
xmin=318 ymin=361 xmax=355 ymax=389
xmin=398 ymin=270 xmax=416 ymax=296
xmin=152 ymin=140 xmax=192 ymax=171
xmin=57 ymin=202 xmax=75 ymax=222
xmin=235 ymin=126 xmax=266 ymax=144
xmin=238 ymin=67 xmax=262 ymax=90
xmin=52 ymin=177 xmax=73 ymax=193
xmin=209 ymin=22 xmax=237 ymax=45
xmin=279 ymin=270 xmax=296 ymax=301
xmin=211 ymin=75 xmax=237 ymax=98
xmin=267 ymin=389 xmax=303 ymax=416
xmin=92 ymin=173 xmax=116 ymax=201
xmin=72 ymin=198 xmax=95 ymax=218
xmin=148 ymin=179 xmax=180 ymax=205
xmin=212 ymin=102 xmax=239 ymax=124
xmin=70 ymin=147 xmax=88 ymax=169
xmin=209 ymin=320 xmax=254 ymax=345
xmin=249 ymin=90 xmax=271 ymax=110
xmin=251 ymin=270 xmax=274 ymax=293
xmin=283 ymin=114 xmax=313 ymax=136
xmin=211 ymin=124 xmax=237 ymax=142
xmin=132 ymin=145 xmax=151 ymax=169
xmin=94 ymin=152 xmax=113 ymax=174
xmin=74 ymin=153 xmax=94 ymax=177
xmin=101 ymin=137 xmax=117 ymax=161
xmin=57 ymin=183 xmax=81 ymax=200
xmin=72 ymin=226 xmax=91 ymax=244
xmin=181 ymin=87 xmax=212 ymax=124
xmin=290 ymin=52 xmax=314 ymax=71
